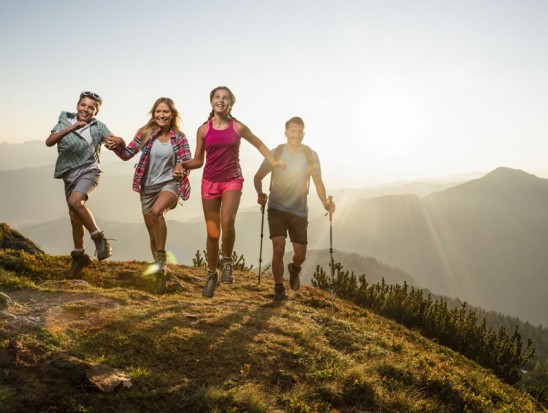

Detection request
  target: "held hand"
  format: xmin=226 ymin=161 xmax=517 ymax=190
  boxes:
xmin=104 ymin=136 xmax=122 ymax=150
xmin=257 ymin=193 xmax=268 ymax=206
xmin=173 ymin=163 xmax=186 ymax=181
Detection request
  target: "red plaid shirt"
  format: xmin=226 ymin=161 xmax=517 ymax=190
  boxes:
xmin=114 ymin=128 xmax=192 ymax=200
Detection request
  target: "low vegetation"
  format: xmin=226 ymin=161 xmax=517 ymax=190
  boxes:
xmin=0 ymin=248 xmax=546 ymax=412
xmin=312 ymin=263 xmax=535 ymax=385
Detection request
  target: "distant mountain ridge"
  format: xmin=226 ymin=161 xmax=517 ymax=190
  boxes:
xmin=0 ymin=139 xmax=469 ymax=226
xmin=2 ymin=144 xmax=547 ymax=326
xmin=270 ymin=249 xmax=417 ymax=287
xmin=329 ymin=167 xmax=548 ymax=326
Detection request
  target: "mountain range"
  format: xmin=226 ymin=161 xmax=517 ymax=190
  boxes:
xmin=1 ymin=141 xmax=547 ymax=326
xmin=329 ymin=167 xmax=548 ymax=326
xmin=0 ymin=140 xmax=466 ymax=225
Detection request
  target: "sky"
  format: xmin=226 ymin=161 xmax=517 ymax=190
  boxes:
xmin=1 ymin=0 xmax=547 ymax=188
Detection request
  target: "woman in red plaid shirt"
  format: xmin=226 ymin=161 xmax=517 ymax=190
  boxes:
xmin=109 ymin=97 xmax=192 ymax=294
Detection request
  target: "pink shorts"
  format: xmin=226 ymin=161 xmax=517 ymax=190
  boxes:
xmin=201 ymin=178 xmax=244 ymax=200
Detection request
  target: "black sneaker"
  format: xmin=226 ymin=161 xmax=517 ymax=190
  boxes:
xmin=220 ymin=258 xmax=234 ymax=284
xmin=69 ymin=250 xmax=92 ymax=278
xmin=202 ymin=270 xmax=219 ymax=298
xmin=274 ymin=284 xmax=286 ymax=302
xmin=91 ymin=231 xmax=112 ymax=261
xmin=288 ymin=263 xmax=301 ymax=291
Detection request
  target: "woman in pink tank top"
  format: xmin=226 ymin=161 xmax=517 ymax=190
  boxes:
xmin=178 ymin=86 xmax=284 ymax=298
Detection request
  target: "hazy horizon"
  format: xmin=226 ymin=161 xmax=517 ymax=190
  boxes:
xmin=1 ymin=1 xmax=547 ymax=188
xmin=1 ymin=138 xmax=545 ymax=189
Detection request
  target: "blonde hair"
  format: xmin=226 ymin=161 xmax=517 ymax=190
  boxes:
xmin=138 ymin=97 xmax=184 ymax=150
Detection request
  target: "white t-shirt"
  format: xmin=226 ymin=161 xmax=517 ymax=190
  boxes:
xmin=259 ymin=145 xmax=321 ymax=217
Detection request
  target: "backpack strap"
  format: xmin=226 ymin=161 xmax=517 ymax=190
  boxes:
xmin=269 ymin=144 xmax=314 ymax=194
xmin=269 ymin=144 xmax=285 ymax=191
xmin=301 ymin=145 xmax=314 ymax=194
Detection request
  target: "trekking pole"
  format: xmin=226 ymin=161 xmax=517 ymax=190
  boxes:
xmin=258 ymin=204 xmax=265 ymax=285
xmin=328 ymin=195 xmax=335 ymax=313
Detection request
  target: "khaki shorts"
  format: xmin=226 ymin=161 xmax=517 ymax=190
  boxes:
xmin=140 ymin=180 xmax=179 ymax=215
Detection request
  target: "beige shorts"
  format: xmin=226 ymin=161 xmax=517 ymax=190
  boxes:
xmin=140 ymin=180 xmax=179 ymax=215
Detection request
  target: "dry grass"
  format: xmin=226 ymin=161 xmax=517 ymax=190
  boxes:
xmin=0 ymin=250 xmax=545 ymax=412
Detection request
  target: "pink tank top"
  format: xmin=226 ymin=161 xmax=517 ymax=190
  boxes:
xmin=203 ymin=119 xmax=242 ymax=182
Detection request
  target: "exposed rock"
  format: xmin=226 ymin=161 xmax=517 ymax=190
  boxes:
xmin=0 ymin=310 xmax=15 ymax=319
xmin=49 ymin=355 xmax=133 ymax=392
xmin=86 ymin=363 xmax=133 ymax=392
xmin=0 ymin=222 xmax=44 ymax=254
xmin=0 ymin=291 xmax=13 ymax=310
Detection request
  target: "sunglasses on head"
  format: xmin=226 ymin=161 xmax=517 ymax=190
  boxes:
xmin=80 ymin=91 xmax=102 ymax=101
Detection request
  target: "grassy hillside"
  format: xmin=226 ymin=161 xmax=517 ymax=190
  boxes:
xmin=0 ymin=249 xmax=544 ymax=413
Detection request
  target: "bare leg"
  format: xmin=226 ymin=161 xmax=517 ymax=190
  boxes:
xmin=67 ymin=192 xmax=98 ymax=249
xmin=150 ymin=191 xmax=178 ymax=252
xmin=202 ymin=197 xmax=222 ymax=272
xmin=143 ymin=214 xmax=158 ymax=259
xmin=291 ymin=242 xmax=307 ymax=268
xmin=219 ymin=190 xmax=241 ymax=258
xmin=271 ymin=236 xmax=286 ymax=284
xmin=69 ymin=214 xmax=86 ymax=250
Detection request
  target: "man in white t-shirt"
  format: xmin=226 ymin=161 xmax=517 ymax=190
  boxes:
xmin=254 ymin=116 xmax=335 ymax=301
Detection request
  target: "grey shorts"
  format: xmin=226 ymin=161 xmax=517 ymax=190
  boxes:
xmin=140 ymin=180 xmax=179 ymax=215
xmin=64 ymin=170 xmax=100 ymax=199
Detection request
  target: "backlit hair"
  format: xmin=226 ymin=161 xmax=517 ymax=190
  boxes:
xmin=285 ymin=116 xmax=305 ymax=130
xmin=138 ymin=97 xmax=185 ymax=150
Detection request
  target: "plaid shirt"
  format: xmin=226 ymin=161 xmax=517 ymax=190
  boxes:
xmin=113 ymin=128 xmax=192 ymax=200
xmin=51 ymin=111 xmax=112 ymax=178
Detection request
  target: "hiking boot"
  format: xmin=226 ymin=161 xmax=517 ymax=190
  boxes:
xmin=155 ymin=250 xmax=167 ymax=270
xmin=155 ymin=250 xmax=168 ymax=295
xmin=91 ymin=231 xmax=112 ymax=261
xmin=274 ymin=284 xmax=286 ymax=302
xmin=156 ymin=270 xmax=170 ymax=295
xmin=220 ymin=258 xmax=234 ymax=284
xmin=202 ymin=270 xmax=219 ymax=298
xmin=69 ymin=250 xmax=92 ymax=278
xmin=288 ymin=263 xmax=301 ymax=291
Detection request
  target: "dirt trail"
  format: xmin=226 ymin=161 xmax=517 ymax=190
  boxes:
xmin=1 ymin=281 xmax=122 ymax=331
